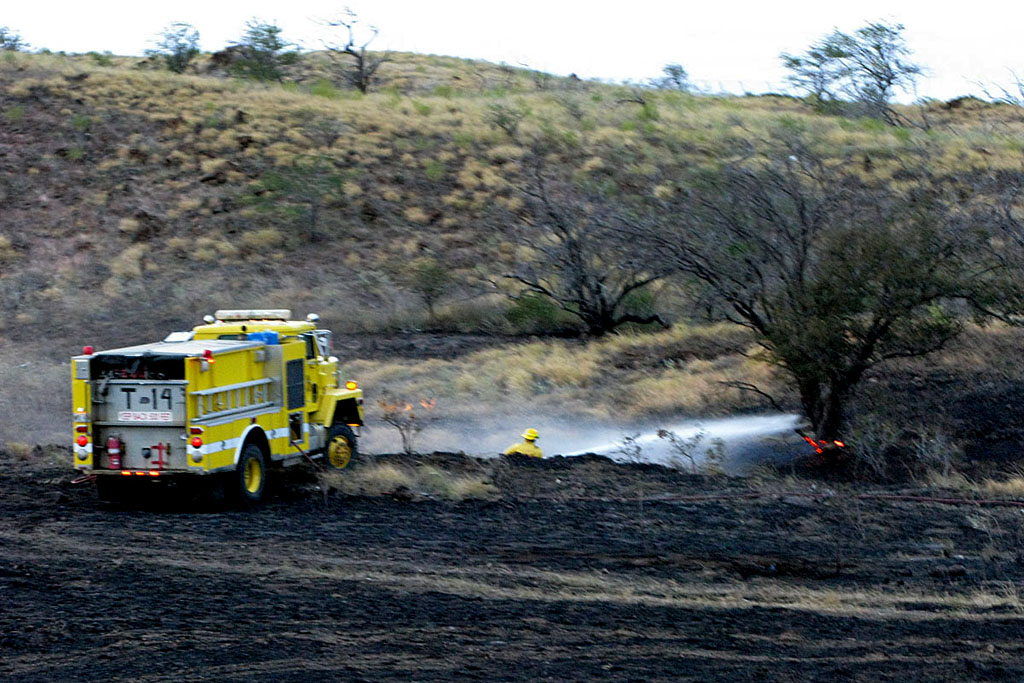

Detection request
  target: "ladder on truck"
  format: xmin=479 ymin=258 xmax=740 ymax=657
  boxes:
xmin=191 ymin=379 xmax=275 ymax=422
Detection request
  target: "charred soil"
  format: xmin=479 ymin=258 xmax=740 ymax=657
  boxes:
xmin=2 ymin=450 xmax=1024 ymax=681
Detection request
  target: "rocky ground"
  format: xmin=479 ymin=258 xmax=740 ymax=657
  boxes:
xmin=2 ymin=449 xmax=1024 ymax=681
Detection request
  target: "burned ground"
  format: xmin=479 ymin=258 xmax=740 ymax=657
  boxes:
xmin=2 ymin=450 xmax=1024 ymax=681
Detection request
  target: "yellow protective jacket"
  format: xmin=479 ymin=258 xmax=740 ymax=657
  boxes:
xmin=504 ymin=440 xmax=543 ymax=458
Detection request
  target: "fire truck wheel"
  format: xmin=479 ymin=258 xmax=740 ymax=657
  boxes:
xmin=233 ymin=443 xmax=267 ymax=506
xmin=325 ymin=425 xmax=358 ymax=469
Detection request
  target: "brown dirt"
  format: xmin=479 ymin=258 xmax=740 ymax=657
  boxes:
xmin=2 ymin=450 xmax=1024 ymax=681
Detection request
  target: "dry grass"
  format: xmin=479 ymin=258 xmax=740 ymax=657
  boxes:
xmin=4 ymin=442 xmax=33 ymax=460
xmin=924 ymin=469 xmax=1024 ymax=499
xmin=321 ymin=462 xmax=497 ymax=501
xmin=980 ymin=476 xmax=1024 ymax=497
xmin=350 ymin=324 xmax=784 ymax=420
xmin=270 ymin=553 xmax=1024 ymax=621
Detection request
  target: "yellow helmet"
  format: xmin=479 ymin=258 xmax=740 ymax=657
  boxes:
xmin=522 ymin=428 xmax=539 ymax=441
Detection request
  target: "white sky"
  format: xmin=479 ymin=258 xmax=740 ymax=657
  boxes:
xmin=7 ymin=1 xmax=1024 ymax=101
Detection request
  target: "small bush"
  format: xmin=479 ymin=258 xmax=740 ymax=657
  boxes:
xmin=239 ymin=228 xmax=284 ymax=251
xmin=848 ymin=414 xmax=961 ymax=482
xmin=4 ymin=105 xmax=24 ymax=124
xmin=424 ymin=160 xmax=445 ymax=181
xmin=310 ymin=79 xmax=340 ymax=99
xmin=378 ymin=396 xmax=437 ymax=454
xmin=505 ymin=293 xmax=579 ymax=335
xmin=88 ymin=51 xmax=114 ymax=67
xmin=658 ymin=428 xmax=726 ymax=474
xmin=5 ymin=442 xmax=33 ymax=460
xmin=0 ymin=235 xmax=15 ymax=263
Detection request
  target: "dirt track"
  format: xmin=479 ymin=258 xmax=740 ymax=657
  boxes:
xmin=2 ymin=450 xmax=1024 ymax=682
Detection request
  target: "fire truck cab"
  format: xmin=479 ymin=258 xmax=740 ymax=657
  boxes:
xmin=71 ymin=309 xmax=363 ymax=505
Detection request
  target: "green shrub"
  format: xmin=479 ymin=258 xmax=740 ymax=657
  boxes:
xmin=88 ymin=51 xmax=114 ymax=67
xmin=424 ymin=160 xmax=445 ymax=181
xmin=311 ymin=79 xmax=340 ymax=98
xmin=4 ymin=105 xmax=24 ymax=123
xmin=505 ymin=293 xmax=580 ymax=334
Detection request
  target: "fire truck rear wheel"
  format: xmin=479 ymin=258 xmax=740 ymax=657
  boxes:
xmin=233 ymin=443 xmax=267 ymax=506
xmin=325 ymin=424 xmax=358 ymax=469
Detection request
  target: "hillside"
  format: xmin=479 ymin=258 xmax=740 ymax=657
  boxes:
xmin=3 ymin=50 xmax=1024 ymax=465
xmin=4 ymin=51 xmax=1021 ymax=340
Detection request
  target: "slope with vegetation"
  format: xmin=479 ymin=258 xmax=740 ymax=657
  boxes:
xmin=3 ymin=44 xmax=1024 ymax=477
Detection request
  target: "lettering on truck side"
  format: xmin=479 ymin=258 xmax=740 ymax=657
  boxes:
xmin=117 ymin=411 xmax=174 ymax=422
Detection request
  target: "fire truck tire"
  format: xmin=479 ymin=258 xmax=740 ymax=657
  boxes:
xmin=325 ymin=424 xmax=358 ymax=469
xmin=232 ymin=443 xmax=267 ymax=506
xmin=95 ymin=476 xmax=129 ymax=504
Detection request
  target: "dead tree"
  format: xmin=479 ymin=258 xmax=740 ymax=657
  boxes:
xmin=501 ymin=162 xmax=671 ymax=337
xmin=324 ymin=9 xmax=388 ymax=94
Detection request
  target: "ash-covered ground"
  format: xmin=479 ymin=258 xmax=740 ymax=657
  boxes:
xmin=2 ymin=449 xmax=1023 ymax=682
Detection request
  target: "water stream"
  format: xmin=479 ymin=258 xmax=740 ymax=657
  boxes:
xmin=359 ymin=412 xmax=806 ymax=474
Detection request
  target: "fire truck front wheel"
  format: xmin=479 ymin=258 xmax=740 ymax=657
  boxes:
xmin=232 ymin=443 xmax=267 ymax=506
xmin=325 ymin=424 xmax=358 ymax=469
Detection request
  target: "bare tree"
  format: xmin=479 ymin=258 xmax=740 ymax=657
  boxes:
xmin=979 ymin=72 xmax=1024 ymax=106
xmin=782 ymin=21 xmax=922 ymax=123
xmin=834 ymin=22 xmax=922 ymax=121
xmin=781 ymin=41 xmax=845 ymax=112
xmin=501 ymin=161 xmax=671 ymax=337
xmin=638 ymin=137 xmax=1004 ymax=440
xmin=653 ymin=63 xmax=691 ymax=92
xmin=324 ymin=8 xmax=388 ymax=94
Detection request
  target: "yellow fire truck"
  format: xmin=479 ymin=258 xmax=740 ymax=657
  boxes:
xmin=71 ymin=309 xmax=364 ymax=505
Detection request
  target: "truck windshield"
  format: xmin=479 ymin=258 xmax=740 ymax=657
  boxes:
xmin=90 ymin=354 xmax=185 ymax=380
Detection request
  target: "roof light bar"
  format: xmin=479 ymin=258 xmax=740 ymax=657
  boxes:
xmin=213 ymin=309 xmax=291 ymax=321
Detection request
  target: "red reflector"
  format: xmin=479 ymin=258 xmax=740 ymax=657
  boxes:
xmin=76 ymin=435 xmax=89 ymax=446
xmin=75 ymin=425 xmax=88 ymax=433
xmin=189 ymin=427 xmax=203 ymax=435
xmin=190 ymin=437 xmax=203 ymax=448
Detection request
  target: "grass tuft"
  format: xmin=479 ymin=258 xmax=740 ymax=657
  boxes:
xmin=321 ymin=461 xmax=497 ymax=501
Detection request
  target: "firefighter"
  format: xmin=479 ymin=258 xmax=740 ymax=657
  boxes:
xmin=504 ymin=428 xmax=543 ymax=458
